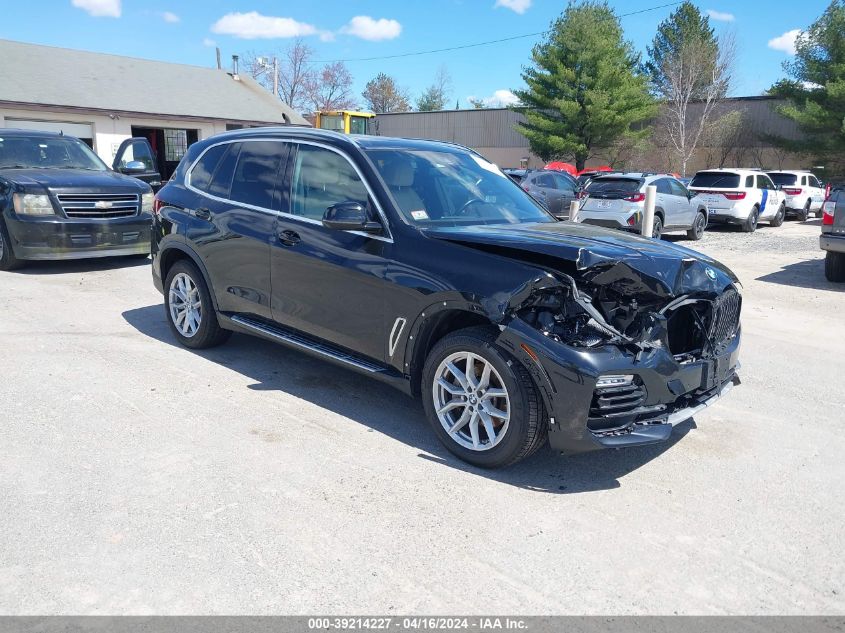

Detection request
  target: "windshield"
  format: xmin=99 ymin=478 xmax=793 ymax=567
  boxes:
xmin=365 ymin=148 xmax=554 ymax=226
xmin=0 ymin=135 xmax=107 ymax=171
xmin=768 ymin=173 xmax=798 ymax=186
xmin=690 ymin=171 xmax=740 ymax=188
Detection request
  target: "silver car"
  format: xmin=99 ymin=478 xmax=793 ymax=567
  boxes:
xmin=577 ymin=173 xmax=709 ymax=240
xmin=520 ymin=170 xmax=580 ymax=219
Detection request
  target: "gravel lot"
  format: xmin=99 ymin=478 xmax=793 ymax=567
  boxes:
xmin=0 ymin=218 xmax=843 ymax=615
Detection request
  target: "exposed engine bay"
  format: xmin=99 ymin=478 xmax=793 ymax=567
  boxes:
xmin=507 ymin=268 xmax=741 ymax=360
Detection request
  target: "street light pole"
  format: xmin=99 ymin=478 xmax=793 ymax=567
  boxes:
xmin=272 ymin=57 xmax=279 ymax=98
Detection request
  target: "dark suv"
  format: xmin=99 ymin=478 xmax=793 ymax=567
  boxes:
xmin=0 ymin=129 xmax=157 ymax=270
xmin=151 ymin=128 xmax=742 ymax=468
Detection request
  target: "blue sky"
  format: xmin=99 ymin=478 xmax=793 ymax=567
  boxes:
xmin=0 ymin=0 xmax=832 ymax=108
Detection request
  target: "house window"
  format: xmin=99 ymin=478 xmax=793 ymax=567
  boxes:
xmin=164 ymin=129 xmax=188 ymax=162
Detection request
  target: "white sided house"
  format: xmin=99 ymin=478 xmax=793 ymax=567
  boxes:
xmin=0 ymin=39 xmax=309 ymax=179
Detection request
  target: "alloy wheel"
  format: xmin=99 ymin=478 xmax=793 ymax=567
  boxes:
xmin=432 ymin=351 xmax=511 ymax=451
xmin=168 ymin=272 xmax=202 ymax=338
xmin=694 ymin=213 xmax=705 ymax=238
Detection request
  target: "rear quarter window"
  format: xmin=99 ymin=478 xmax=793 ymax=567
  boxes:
xmin=690 ymin=172 xmax=740 ymax=188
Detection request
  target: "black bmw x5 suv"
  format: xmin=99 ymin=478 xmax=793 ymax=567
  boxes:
xmin=152 ymin=128 xmax=741 ymax=468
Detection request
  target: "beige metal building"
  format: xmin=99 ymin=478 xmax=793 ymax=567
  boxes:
xmin=372 ymin=97 xmax=805 ymax=174
xmin=0 ymin=39 xmax=309 ymax=179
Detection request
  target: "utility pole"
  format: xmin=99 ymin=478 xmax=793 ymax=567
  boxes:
xmin=272 ymin=57 xmax=279 ymax=97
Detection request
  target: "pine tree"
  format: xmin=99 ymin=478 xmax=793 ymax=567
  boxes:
xmin=512 ymin=2 xmax=655 ymax=170
xmin=645 ymin=1 xmax=717 ymax=98
xmin=768 ymin=0 xmax=845 ymax=177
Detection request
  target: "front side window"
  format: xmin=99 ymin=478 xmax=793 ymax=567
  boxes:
xmin=757 ymin=175 xmax=774 ymax=190
xmin=552 ymin=173 xmax=576 ymax=191
xmin=365 ymin=148 xmax=553 ymax=226
xmin=0 ymin=134 xmax=107 ymax=171
xmin=809 ymin=175 xmax=822 ymax=188
xmin=290 ymin=145 xmax=370 ymax=221
xmin=668 ymin=179 xmax=689 ymax=197
xmin=117 ymin=140 xmax=155 ymax=171
xmin=229 ymin=141 xmax=286 ymax=210
xmin=534 ymin=174 xmax=555 ymax=188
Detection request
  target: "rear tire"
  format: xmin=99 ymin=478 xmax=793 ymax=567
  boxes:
xmin=741 ymin=206 xmax=759 ymax=233
xmin=797 ymin=200 xmax=810 ymax=222
xmin=770 ymin=204 xmax=785 ymax=227
xmin=0 ymin=220 xmax=24 ymax=271
xmin=824 ymin=251 xmax=845 ymax=282
xmin=651 ymin=215 xmax=663 ymax=239
xmin=686 ymin=211 xmax=707 ymax=241
xmin=164 ymin=260 xmax=231 ymax=349
xmin=421 ymin=326 xmax=547 ymax=468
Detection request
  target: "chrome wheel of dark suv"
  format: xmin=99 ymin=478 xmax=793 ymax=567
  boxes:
xmin=163 ymin=260 xmax=230 ymax=349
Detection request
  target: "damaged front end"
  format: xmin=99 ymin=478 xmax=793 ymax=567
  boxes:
xmin=496 ymin=261 xmax=742 ymax=455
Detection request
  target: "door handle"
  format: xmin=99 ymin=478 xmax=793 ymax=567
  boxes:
xmin=278 ymin=229 xmax=301 ymax=246
xmin=195 ymin=207 xmax=211 ymax=220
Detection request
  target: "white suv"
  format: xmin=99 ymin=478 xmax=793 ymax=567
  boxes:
xmin=688 ymin=169 xmax=786 ymax=232
xmin=577 ymin=173 xmax=709 ymax=240
xmin=767 ymin=170 xmax=825 ymax=220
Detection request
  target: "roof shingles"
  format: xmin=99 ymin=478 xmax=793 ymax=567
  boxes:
xmin=0 ymin=39 xmax=309 ymax=126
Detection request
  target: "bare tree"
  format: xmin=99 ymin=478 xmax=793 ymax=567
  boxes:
xmin=308 ymin=62 xmax=357 ymax=111
xmin=240 ymin=39 xmax=317 ymax=113
xmin=660 ymin=32 xmax=736 ymax=176
xmin=362 ymin=73 xmax=411 ymax=113
xmin=703 ymin=109 xmax=745 ymax=168
xmin=417 ymin=65 xmax=452 ymax=111
xmin=280 ymin=39 xmax=318 ymax=112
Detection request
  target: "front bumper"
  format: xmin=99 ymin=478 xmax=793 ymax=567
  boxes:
xmin=821 ymin=233 xmax=845 ymax=254
xmin=497 ymin=318 xmax=741 ymax=455
xmin=5 ymin=213 xmax=151 ymax=260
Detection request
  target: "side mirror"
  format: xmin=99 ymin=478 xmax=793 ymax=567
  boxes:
xmin=322 ymin=201 xmax=382 ymax=233
xmin=121 ymin=161 xmax=148 ymax=174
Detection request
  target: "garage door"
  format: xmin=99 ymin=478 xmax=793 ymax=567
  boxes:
xmin=4 ymin=119 xmax=93 ymax=141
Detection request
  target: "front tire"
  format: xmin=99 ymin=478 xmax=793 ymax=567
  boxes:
xmin=770 ymin=204 xmax=785 ymax=227
xmin=825 ymin=251 xmax=845 ymax=282
xmin=421 ymin=327 xmax=546 ymax=468
xmin=0 ymin=219 xmax=24 ymax=271
xmin=164 ymin=260 xmax=231 ymax=349
xmin=686 ymin=211 xmax=707 ymax=240
xmin=742 ymin=206 xmax=759 ymax=233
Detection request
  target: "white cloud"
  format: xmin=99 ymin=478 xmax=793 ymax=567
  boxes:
xmin=768 ymin=29 xmax=802 ymax=54
xmin=211 ymin=11 xmax=318 ymax=39
xmin=71 ymin=0 xmax=120 ymax=18
xmin=494 ymin=0 xmax=531 ymax=14
xmin=467 ymin=89 xmax=520 ymax=108
xmin=706 ymin=9 xmax=734 ymax=22
xmin=202 ymin=38 xmax=217 ymax=47
xmin=340 ymin=16 xmax=402 ymax=41
xmin=161 ymin=11 xmax=180 ymax=23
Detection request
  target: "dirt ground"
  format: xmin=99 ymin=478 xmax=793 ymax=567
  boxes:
xmin=0 ymin=218 xmax=842 ymax=615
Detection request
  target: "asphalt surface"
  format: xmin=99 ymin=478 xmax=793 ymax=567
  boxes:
xmin=0 ymin=219 xmax=843 ymax=615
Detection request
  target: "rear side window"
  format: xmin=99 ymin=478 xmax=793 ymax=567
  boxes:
xmin=690 ymin=172 xmax=740 ymax=188
xmin=668 ymin=179 xmax=689 ymax=197
xmin=229 ymin=141 xmax=287 ymax=210
xmin=189 ymin=144 xmax=228 ymax=192
xmin=769 ymin=173 xmax=797 ymax=186
xmin=757 ymin=175 xmax=774 ymax=190
xmin=587 ymin=178 xmax=642 ymax=194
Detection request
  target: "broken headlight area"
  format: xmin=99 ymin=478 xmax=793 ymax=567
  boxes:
xmin=510 ymin=271 xmax=742 ymax=359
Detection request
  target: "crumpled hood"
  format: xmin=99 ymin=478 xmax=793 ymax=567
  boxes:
xmin=422 ymin=221 xmax=738 ymax=298
xmin=0 ymin=168 xmax=148 ymax=192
